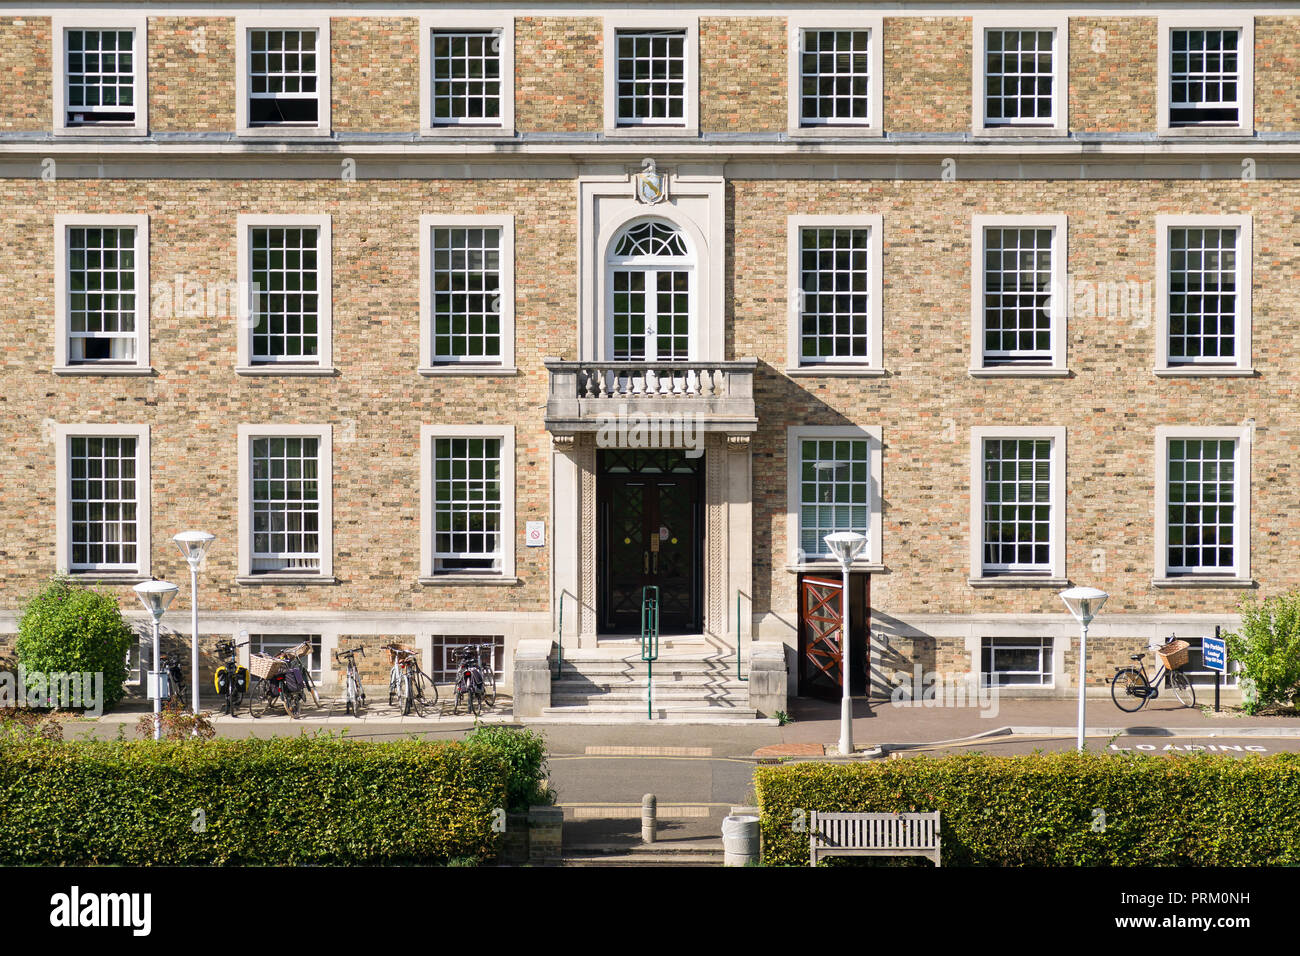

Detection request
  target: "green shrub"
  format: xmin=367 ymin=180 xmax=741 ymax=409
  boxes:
xmin=755 ymin=751 xmax=1300 ymax=866
xmin=1223 ymin=591 xmax=1300 ymax=713
xmin=463 ymin=725 xmax=554 ymax=812
xmin=0 ymin=736 xmax=510 ymax=865
xmin=15 ymin=577 xmax=134 ymax=710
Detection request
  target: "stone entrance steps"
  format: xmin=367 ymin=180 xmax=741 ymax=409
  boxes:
xmin=543 ymin=649 xmax=762 ymax=722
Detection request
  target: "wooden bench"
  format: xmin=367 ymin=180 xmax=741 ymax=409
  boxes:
xmin=809 ymin=811 xmax=942 ymax=867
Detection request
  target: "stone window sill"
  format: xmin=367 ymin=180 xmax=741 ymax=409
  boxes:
xmin=418 ymin=575 xmax=521 ymax=586
xmin=968 ymin=576 xmax=1070 ymax=589
xmin=236 ymin=575 xmax=338 ymax=586
xmin=53 ymin=365 xmax=155 ymax=377
xmin=418 ymin=366 xmax=518 ymax=377
xmin=785 ymin=366 xmax=887 ymax=378
xmin=66 ymin=572 xmax=149 ymax=585
xmin=1151 ymin=576 xmax=1255 ymax=589
xmin=236 ymin=366 xmax=338 ymax=377
xmin=1153 ymin=367 xmax=1256 ymax=378
xmin=969 ymin=367 xmax=1070 ymax=378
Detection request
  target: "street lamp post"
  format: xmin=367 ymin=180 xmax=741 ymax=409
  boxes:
xmin=173 ymin=531 xmax=215 ymax=722
xmin=133 ymin=579 xmax=179 ymax=741
xmin=1060 ymin=586 xmax=1108 ymax=753
xmin=824 ymin=531 xmax=868 ymax=757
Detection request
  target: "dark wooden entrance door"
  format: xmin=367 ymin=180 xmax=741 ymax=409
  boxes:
xmin=598 ymin=449 xmax=703 ymax=634
xmin=797 ymin=572 xmax=870 ymax=699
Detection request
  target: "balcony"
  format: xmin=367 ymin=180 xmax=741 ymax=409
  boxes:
xmin=544 ymin=358 xmax=758 ymax=436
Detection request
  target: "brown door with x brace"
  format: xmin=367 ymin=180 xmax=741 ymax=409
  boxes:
xmin=797 ymin=572 xmax=870 ymax=699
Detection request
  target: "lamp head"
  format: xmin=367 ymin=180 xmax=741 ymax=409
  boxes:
xmin=824 ymin=531 xmax=868 ymax=568
xmin=1060 ymin=586 xmax=1108 ymax=626
xmin=133 ymin=579 xmax=178 ymax=622
xmin=172 ymin=530 xmax=215 ymax=570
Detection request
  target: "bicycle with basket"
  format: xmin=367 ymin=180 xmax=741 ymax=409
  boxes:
xmin=1110 ymin=636 xmax=1197 ymax=712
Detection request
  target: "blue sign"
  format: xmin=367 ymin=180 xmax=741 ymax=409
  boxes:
xmin=1202 ymin=635 xmax=1228 ymax=673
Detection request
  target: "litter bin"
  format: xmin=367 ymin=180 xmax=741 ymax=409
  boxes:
xmin=722 ymin=814 xmax=760 ymax=867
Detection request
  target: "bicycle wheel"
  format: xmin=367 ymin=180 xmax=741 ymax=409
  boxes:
xmin=1110 ymin=668 xmax=1148 ymax=713
xmin=400 ymin=671 xmax=414 ymax=716
xmin=349 ymin=674 xmax=364 ymax=717
xmin=410 ymin=675 xmax=428 ymax=718
xmin=249 ymin=679 xmax=273 ymax=719
xmin=453 ymin=680 xmax=466 ymax=715
xmin=481 ymin=668 xmax=496 ymax=710
xmin=1170 ymin=670 xmax=1197 ymax=708
xmin=284 ymin=687 xmax=302 ymax=719
xmin=388 ymin=665 xmax=399 ymax=707
xmin=418 ymin=666 xmax=438 ymax=706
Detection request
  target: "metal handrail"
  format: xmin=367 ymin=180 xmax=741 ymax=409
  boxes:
xmin=737 ymin=593 xmax=748 ymax=683
xmin=556 ymin=591 xmax=565 ymax=679
xmin=641 ymin=586 xmax=660 ymax=720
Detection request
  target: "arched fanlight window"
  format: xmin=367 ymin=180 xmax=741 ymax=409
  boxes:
xmin=607 ymin=219 xmax=693 ymax=362
xmin=613 ymin=220 xmax=688 ymax=258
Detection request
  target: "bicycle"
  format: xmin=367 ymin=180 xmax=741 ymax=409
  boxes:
xmin=212 ymin=639 xmax=249 ymax=716
xmin=1110 ymin=637 xmax=1197 ymax=713
xmin=335 ymin=646 xmax=366 ymax=717
xmin=247 ymin=652 xmax=301 ymax=719
xmin=158 ymin=651 xmax=186 ymax=707
xmin=385 ymin=644 xmax=437 ymax=717
xmin=281 ymin=640 xmax=321 ymax=709
xmin=452 ymin=644 xmax=496 ymax=716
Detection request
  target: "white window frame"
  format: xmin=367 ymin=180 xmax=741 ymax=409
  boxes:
xmin=419 ymin=15 xmax=515 ymax=137
xmin=1154 ymin=214 xmax=1252 ymax=376
xmin=786 ymin=15 xmax=883 ymax=137
xmin=1157 ymin=15 xmax=1253 ymax=137
xmin=785 ymin=425 xmax=883 ymax=571
xmin=603 ymin=16 xmax=699 ymax=136
xmin=604 ymin=217 xmax=696 ymax=363
xmin=972 ymin=16 xmax=1068 ymax=136
xmin=235 ymin=214 xmax=333 ymax=375
xmin=980 ymin=636 xmax=1056 ymax=689
xmin=54 ymin=423 xmax=151 ymax=580
xmin=1153 ymin=425 xmax=1251 ymax=586
xmin=53 ymin=14 xmax=149 ymax=137
xmin=236 ymin=424 xmax=334 ymax=583
xmin=235 ymin=15 xmax=331 ymax=138
xmin=970 ymin=214 xmax=1069 ymax=377
xmin=969 ymin=426 xmax=1066 ymax=586
xmin=417 ymin=214 xmax=516 ymax=375
xmin=785 ymin=214 xmax=884 ymax=375
xmin=419 ymin=424 xmax=517 ymax=583
xmin=53 ymin=214 xmax=151 ymax=375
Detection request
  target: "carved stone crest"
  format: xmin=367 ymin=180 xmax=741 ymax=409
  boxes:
xmin=634 ymin=158 xmax=668 ymax=205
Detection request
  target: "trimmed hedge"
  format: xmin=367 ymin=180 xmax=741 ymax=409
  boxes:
xmin=0 ymin=736 xmax=510 ymax=865
xmin=755 ymin=751 xmax=1300 ymax=866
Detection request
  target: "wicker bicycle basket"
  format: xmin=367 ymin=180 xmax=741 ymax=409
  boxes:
xmin=248 ymin=653 xmax=286 ymax=679
xmin=1158 ymin=639 xmax=1190 ymax=671
xmin=283 ymin=640 xmax=313 ymax=660
xmin=384 ymin=643 xmax=417 ymax=665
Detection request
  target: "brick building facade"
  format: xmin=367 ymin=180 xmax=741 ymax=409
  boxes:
xmin=0 ymin=2 xmax=1283 ymax=706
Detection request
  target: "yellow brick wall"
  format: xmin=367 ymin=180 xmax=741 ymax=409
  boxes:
xmin=514 ymin=17 xmax=602 ymax=132
xmin=332 ymin=17 xmax=419 ymax=132
xmin=700 ymin=16 xmax=785 ymax=132
xmin=148 ymin=16 xmax=235 ymax=132
xmin=0 ymin=178 xmax=571 ymax=616
xmin=883 ymin=16 xmax=971 ymax=132
xmin=1069 ymin=17 xmax=1157 ymax=132
xmin=0 ymin=16 xmax=50 ymax=130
